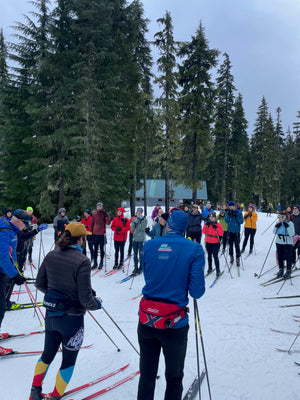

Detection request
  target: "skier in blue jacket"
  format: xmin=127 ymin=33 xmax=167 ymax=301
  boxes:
xmin=225 ymin=201 xmax=244 ymax=266
xmin=137 ymin=209 xmax=205 ymax=400
xmin=0 ymin=215 xmax=27 ymax=355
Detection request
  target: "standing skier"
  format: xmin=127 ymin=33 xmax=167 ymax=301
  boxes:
xmin=290 ymin=205 xmax=300 ymax=265
xmin=130 ymin=208 xmax=147 ymax=275
xmin=273 ymin=211 xmax=295 ymax=279
xmin=53 ymin=208 xmax=70 ymax=242
xmin=111 ymin=207 xmax=130 ymax=269
xmin=80 ymin=210 xmax=93 ymax=259
xmin=90 ymin=202 xmax=111 ymax=269
xmin=202 ymin=201 xmax=214 ymax=221
xmin=29 ymin=223 xmax=101 ymax=400
xmin=137 ymin=209 xmax=205 ymax=400
xmin=187 ymin=204 xmax=204 ymax=243
xmin=225 ymin=201 xmax=244 ymax=266
xmin=202 ymin=211 xmax=223 ymax=276
xmin=241 ymin=204 xmax=257 ymax=255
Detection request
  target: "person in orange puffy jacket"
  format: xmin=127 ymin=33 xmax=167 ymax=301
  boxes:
xmin=111 ymin=208 xmax=130 ymax=269
xmin=241 ymin=204 xmax=257 ymax=255
xmin=202 ymin=211 xmax=223 ymax=276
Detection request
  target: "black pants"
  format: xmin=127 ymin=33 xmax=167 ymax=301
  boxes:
xmin=83 ymin=236 xmax=93 ymax=258
xmin=292 ymin=240 xmax=300 ymax=264
xmin=0 ymin=273 xmax=7 ymax=327
xmin=128 ymin=233 xmax=133 ymax=255
xmin=189 ymin=231 xmax=202 ymax=244
xmin=222 ymin=231 xmax=228 ymax=250
xmin=92 ymin=235 xmax=105 ymax=264
xmin=206 ymin=242 xmax=220 ymax=271
xmin=137 ymin=322 xmax=189 ymax=400
xmin=242 ymin=228 xmax=256 ymax=252
xmin=276 ymin=243 xmax=293 ymax=270
xmin=114 ymin=241 xmax=125 ymax=265
xmin=228 ymin=232 xmax=241 ymax=258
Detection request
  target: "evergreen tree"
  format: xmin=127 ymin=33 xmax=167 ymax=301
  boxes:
xmin=177 ymin=22 xmax=219 ymax=200
xmin=227 ymin=93 xmax=250 ymax=202
xmin=213 ymin=53 xmax=236 ymax=202
xmin=154 ymin=10 xmax=180 ymax=212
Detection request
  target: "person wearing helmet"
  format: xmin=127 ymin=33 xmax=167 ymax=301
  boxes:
xmin=53 ymin=208 xmax=70 ymax=242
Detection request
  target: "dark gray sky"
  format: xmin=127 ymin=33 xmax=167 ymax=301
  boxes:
xmin=2 ymin=0 xmax=300 ymax=135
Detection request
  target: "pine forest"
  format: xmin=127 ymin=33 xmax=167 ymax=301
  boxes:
xmin=0 ymin=1 xmax=299 ymax=220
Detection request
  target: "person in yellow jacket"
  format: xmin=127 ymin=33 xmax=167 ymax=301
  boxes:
xmin=241 ymin=204 xmax=257 ymax=255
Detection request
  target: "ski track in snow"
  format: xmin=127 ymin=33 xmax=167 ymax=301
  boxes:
xmin=1 ymin=211 xmax=300 ymax=399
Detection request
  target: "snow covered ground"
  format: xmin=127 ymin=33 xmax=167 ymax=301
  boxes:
xmin=1 ymin=210 xmax=300 ymax=400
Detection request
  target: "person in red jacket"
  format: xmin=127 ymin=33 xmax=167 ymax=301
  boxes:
xmin=90 ymin=202 xmax=111 ymax=269
xmin=111 ymin=207 xmax=130 ymax=269
xmin=202 ymin=211 xmax=223 ymax=276
xmin=81 ymin=209 xmax=93 ymax=259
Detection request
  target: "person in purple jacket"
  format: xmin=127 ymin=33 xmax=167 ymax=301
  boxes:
xmin=137 ymin=209 xmax=205 ymax=400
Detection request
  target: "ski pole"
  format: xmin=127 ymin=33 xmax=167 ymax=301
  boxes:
xmin=24 ymin=283 xmax=44 ymax=326
xmin=261 ymin=218 xmax=277 ymax=235
xmin=256 ymin=234 xmax=276 ymax=278
xmin=193 ymin=300 xmax=202 ymax=400
xmin=287 ymin=327 xmax=300 ymax=354
xmin=194 ymin=299 xmax=212 ymax=400
xmin=222 ymin=253 xmax=233 ymax=279
xmin=101 ymin=306 xmax=140 ymax=356
xmin=87 ymin=311 xmax=121 ymax=352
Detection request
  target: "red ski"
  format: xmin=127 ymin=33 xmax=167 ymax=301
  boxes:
xmin=42 ymin=364 xmax=129 ymax=399
xmin=68 ymin=370 xmax=140 ymax=400
xmin=0 ymin=330 xmax=45 ymax=341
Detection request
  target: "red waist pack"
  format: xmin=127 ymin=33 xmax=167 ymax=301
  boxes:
xmin=139 ymin=297 xmax=188 ymax=329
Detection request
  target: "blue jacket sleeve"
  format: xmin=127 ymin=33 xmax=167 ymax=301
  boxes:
xmin=188 ymin=244 xmax=205 ymax=299
xmin=0 ymin=232 xmax=18 ymax=278
xmin=237 ymin=211 xmax=244 ymax=225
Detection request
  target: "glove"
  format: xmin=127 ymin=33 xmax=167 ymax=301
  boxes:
xmin=283 ymin=222 xmax=289 ymax=228
xmin=248 ymin=212 xmax=252 ymax=217
xmin=145 ymin=227 xmax=150 ymax=234
xmin=275 ymin=222 xmax=281 ymax=228
xmin=244 ymin=214 xmax=249 ymax=219
xmin=38 ymin=223 xmax=48 ymax=231
xmin=95 ymin=298 xmax=102 ymax=309
xmin=116 ymin=227 xmax=122 ymax=232
xmin=13 ymin=273 xmax=27 ymax=286
xmin=102 ymin=211 xmax=108 ymax=218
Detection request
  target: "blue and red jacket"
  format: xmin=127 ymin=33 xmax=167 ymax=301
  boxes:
xmin=142 ymin=231 xmax=205 ymax=328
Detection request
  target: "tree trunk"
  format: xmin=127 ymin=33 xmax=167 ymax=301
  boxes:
xmin=58 ymin=173 xmax=64 ymax=209
xmin=192 ymin=131 xmax=197 ymax=201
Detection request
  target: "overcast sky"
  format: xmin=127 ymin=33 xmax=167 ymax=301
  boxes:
xmin=1 ymin=0 xmax=300 ymax=135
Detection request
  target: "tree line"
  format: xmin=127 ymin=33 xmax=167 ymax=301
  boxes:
xmin=0 ymin=1 xmax=299 ymax=220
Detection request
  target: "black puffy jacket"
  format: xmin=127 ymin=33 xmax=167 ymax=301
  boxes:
xmin=36 ymin=247 xmax=98 ymax=315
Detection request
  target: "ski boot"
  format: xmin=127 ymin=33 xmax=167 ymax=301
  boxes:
xmin=236 ymin=258 xmax=240 ymax=267
xmin=276 ymin=269 xmax=284 ymax=278
xmin=0 ymin=345 xmax=13 ymax=356
xmin=113 ymin=264 xmax=118 ymax=270
xmin=283 ymin=270 xmax=291 ymax=279
xmin=230 ymin=256 xmax=234 ymax=264
xmin=207 ymin=268 xmax=213 ymax=275
xmin=216 ymin=269 xmax=221 ymax=277
xmin=118 ymin=262 xmax=124 ymax=270
xmin=0 ymin=332 xmax=9 ymax=340
xmin=29 ymin=386 xmax=43 ymax=400
xmin=98 ymin=261 xmax=104 ymax=270
xmin=132 ymin=265 xmax=139 ymax=275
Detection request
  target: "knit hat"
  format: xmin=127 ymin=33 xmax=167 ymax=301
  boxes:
xmin=13 ymin=209 xmax=31 ymax=221
xmin=228 ymin=201 xmax=235 ymax=207
xmin=137 ymin=208 xmax=143 ymax=214
xmin=161 ymin=212 xmax=169 ymax=222
xmin=293 ymin=205 xmax=299 ymax=211
xmin=206 ymin=202 xmax=211 ymax=207
xmin=26 ymin=207 xmax=33 ymax=212
xmin=117 ymin=207 xmax=125 ymax=215
xmin=58 ymin=208 xmax=66 ymax=213
xmin=167 ymin=210 xmax=188 ymax=234
xmin=209 ymin=211 xmax=217 ymax=218
xmin=96 ymin=202 xmax=103 ymax=208
xmin=65 ymin=222 xmax=92 ymax=236
xmin=248 ymin=204 xmax=255 ymax=210
xmin=220 ymin=208 xmax=225 ymax=214
xmin=192 ymin=204 xmax=199 ymax=209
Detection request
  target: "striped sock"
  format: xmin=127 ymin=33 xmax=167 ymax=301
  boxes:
xmin=32 ymin=357 xmax=49 ymax=387
xmin=51 ymin=365 xmax=75 ymax=397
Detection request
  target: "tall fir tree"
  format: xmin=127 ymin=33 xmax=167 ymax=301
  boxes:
xmin=227 ymin=93 xmax=250 ymax=202
xmin=213 ymin=52 xmax=236 ymax=202
xmin=177 ymin=22 xmax=219 ymax=200
xmin=154 ymin=10 xmax=180 ymax=212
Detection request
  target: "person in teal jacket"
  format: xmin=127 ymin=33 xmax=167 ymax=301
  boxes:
xmin=225 ymin=201 xmax=244 ymax=266
xmin=273 ymin=211 xmax=295 ymax=279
